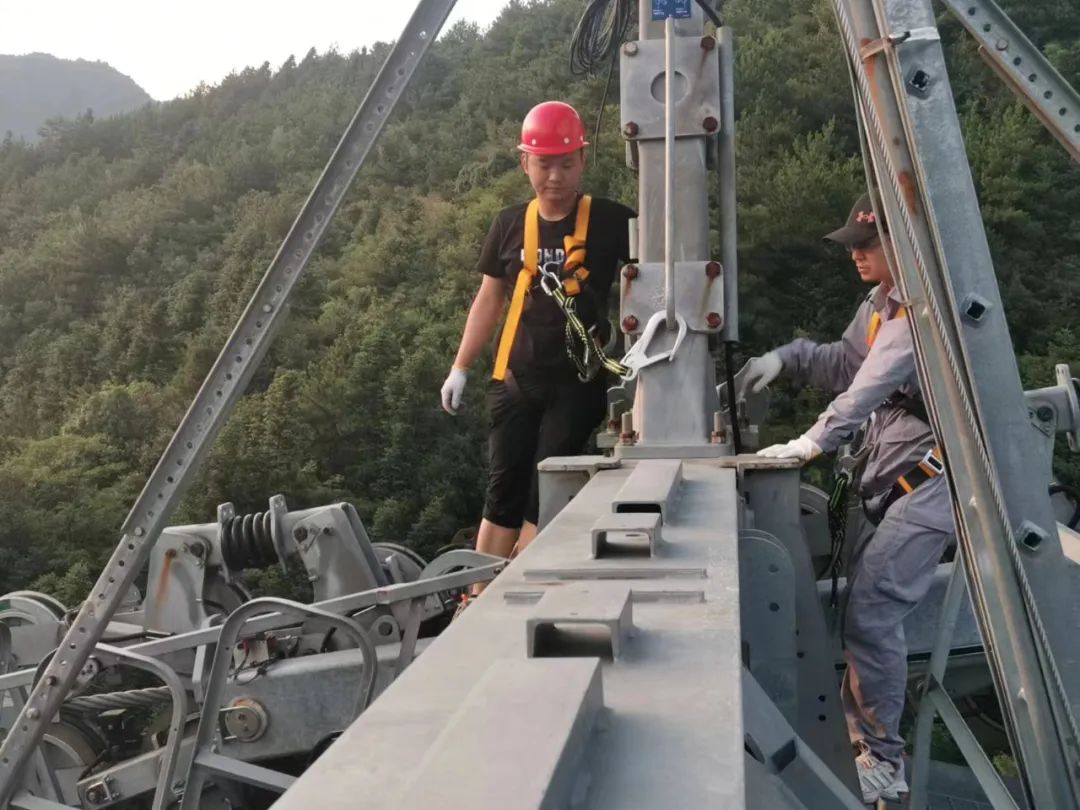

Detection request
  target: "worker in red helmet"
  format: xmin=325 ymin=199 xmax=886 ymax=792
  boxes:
xmin=441 ymin=101 xmax=635 ymax=598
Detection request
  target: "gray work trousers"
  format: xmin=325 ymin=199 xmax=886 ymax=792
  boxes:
xmin=841 ymin=474 xmax=953 ymax=769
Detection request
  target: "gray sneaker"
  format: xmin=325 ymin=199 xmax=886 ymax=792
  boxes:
xmin=855 ymin=742 xmax=909 ymax=804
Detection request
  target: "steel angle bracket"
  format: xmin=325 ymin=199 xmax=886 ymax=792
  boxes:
xmin=0 ymin=0 xmax=462 ymax=801
xmin=620 ymin=35 xmax=721 ymax=140
xmin=621 ymin=261 xmax=724 ymax=333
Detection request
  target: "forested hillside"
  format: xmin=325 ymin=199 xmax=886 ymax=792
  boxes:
xmin=0 ymin=53 xmax=151 ymax=141
xmin=0 ymin=0 xmax=1077 ymax=603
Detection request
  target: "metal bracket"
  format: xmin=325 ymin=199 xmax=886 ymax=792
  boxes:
xmin=620 ymin=35 xmax=721 ymax=141
xmin=621 ymin=260 xmax=724 ymax=333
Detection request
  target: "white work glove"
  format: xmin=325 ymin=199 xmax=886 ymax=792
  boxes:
xmin=757 ymin=435 xmax=823 ymax=461
xmin=440 ymin=367 xmax=468 ymax=415
xmin=738 ymin=351 xmax=783 ymax=398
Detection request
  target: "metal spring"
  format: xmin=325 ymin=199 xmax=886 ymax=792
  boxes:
xmin=220 ymin=511 xmax=277 ymax=571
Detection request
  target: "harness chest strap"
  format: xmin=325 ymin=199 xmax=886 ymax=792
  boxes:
xmin=491 ymin=195 xmax=592 ymax=381
xmin=867 ymin=303 xmax=946 ymax=498
xmin=866 ymin=303 xmax=907 ymax=347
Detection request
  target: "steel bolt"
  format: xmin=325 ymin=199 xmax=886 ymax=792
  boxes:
xmin=293 ymin=526 xmax=307 ymax=542
xmin=622 ymin=315 xmax=639 ymax=332
xmin=623 ymin=264 xmax=639 ymax=280
xmin=700 ymin=35 xmax=716 ymax=51
xmin=45 ymin=675 xmax=58 ymax=686
xmin=706 ymin=312 xmax=722 ymax=329
xmin=86 ymin=787 xmax=105 ymax=805
xmin=623 ymin=42 xmax=639 ymax=57
xmin=321 ymin=526 xmax=333 ymax=536
xmin=995 ymin=37 xmax=1009 ymax=51
xmin=26 ymin=708 xmax=40 ymax=720
xmin=705 ymin=261 xmax=721 ymax=279
xmin=623 ymin=121 xmax=639 ymax=138
xmin=703 ymin=116 xmax=719 ymax=133
xmin=1036 ymin=405 xmax=1054 ymax=423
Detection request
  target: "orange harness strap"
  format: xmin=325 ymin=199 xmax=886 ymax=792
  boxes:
xmin=866 ymin=304 xmax=907 ymax=348
xmin=491 ymin=196 xmax=592 ymax=380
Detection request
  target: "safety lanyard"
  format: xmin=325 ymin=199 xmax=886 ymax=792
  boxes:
xmin=491 ymin=196 xmax=591 ymax=381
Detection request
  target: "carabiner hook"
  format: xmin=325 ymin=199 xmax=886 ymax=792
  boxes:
xmin=619 ymin=311 xmax=688 ymax=381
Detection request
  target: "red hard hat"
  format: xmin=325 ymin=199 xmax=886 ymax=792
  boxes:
xmin=518 ymin=101 xmax=589 ymax=155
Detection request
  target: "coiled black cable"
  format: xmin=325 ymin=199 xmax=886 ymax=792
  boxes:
xmin=570 ymin=0 xmax=635 ymax=77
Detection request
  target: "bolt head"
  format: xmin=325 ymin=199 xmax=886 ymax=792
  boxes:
xmin=623 ymin=122 xmax=639 ymax=138
xmin=623 ymin=264 xmax=639 ymax=280
xmin=293 ymin=526 xmax=307 ymax=542
xmin=1036 ymin=405 xmax=1055 ymax=423
xmin=700 ymin=35 xmax=716 ymax=51
xmin=26 ymin=708 xmax=40 ymax=720
xmin=623 ymin=42 xmax=638 ymax=56
xmin=706 ymin=312 xmax=722 ymax=329
xmin=703 ymin=116 xmax=719 ymax=133
xmin=622 ymin=315 xmax=639 ymax=332
xmin=45 ymin=675 xmax=58 ymax=686
xmin=705 ymin=261 xmax=721 ymax=279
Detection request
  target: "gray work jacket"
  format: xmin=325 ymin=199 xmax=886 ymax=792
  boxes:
xmin=774 ymin=284 xmax=936 ymax=498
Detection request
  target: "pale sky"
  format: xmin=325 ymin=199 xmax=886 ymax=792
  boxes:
xmin=0 ymin=1 xmax=513 ymax=100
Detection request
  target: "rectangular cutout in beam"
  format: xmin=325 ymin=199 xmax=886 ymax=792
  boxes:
xmin=526 ymin=583 xmax=633 ymax=659
xmin=592 ymin=512 xmax=662 ymax=558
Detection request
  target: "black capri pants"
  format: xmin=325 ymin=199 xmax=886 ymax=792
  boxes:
xmin=483 ymin=372 xmax=607 ymax=528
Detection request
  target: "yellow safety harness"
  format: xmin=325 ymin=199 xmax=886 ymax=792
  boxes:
xmin=867 ymin=301 xmax=945 ymax=496
xmin=492 ymin=196 xmax=628 ymax=382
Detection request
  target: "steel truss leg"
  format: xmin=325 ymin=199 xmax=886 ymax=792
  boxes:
xmin=832 ymin=0 xmax=1080 ymax=805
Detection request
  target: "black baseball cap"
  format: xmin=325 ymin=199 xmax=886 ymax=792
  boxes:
xmin=824 ymin=191 xmax=887 ymax=246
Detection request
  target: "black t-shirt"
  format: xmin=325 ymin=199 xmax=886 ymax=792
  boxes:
xmin=477 ymin=195 xmax=636 ymax=380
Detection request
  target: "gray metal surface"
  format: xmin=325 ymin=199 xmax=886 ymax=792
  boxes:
xmin=742 ymin=467 xmax=858 ymax=789
xmin=619 ymin=31 xmax=721 ymax=140
xmin=940 ymin=0 xmax=1080 ymax=162
xmin=273 ymin=462 xmax=746 ymax=809
xmin=591 ymin=511 xmax=662 ymax=558
xmin=0 ymin=1 xmax=462 ymax=798
xmin=834 ymin=0 xmax=1080 ymax=803
xmin=717 ymin=27 xmax=739 ymax=341
xmin=621 ymin=260 xmax=725 ymax=332
xmin=396 ymin=659 xmax=603 ymax=810
xmin=739 ymin=529 xmax=797 ymax=722
xmin=180 ymin=598 xmax=376 ymax=809
xmin=627 ymin=1 xmax=719 ymax=447
xmin=610 ymin=458 xmax=682 ymax=520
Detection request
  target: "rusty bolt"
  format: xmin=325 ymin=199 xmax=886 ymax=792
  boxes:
xmin=700 ymin=35 xmax=716 ymax=51
xmin=622 ymin=315 xmax=639 ymax=332
xmin=623 ymin=42 xmax=639 ymax=57
xmin=703 ymin=116 xmax=719 ymax=133
xmin=706 ymin=312 xmax=722 ymax=329
xmin=623 ymin=264 xmax=639 ymax=280
xmin=623 ymin=121 xmax=639 ymax=138
xmin=705 ymin=261 xmax=721 ymax=279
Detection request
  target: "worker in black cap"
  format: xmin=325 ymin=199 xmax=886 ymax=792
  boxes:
xmin=745 ymin=190 xmax=954 ymax=804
